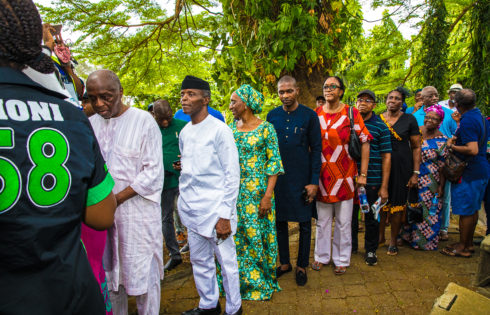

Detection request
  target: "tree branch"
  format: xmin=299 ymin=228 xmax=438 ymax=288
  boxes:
xmin=448 ymin=1 xmax=477 ymax=33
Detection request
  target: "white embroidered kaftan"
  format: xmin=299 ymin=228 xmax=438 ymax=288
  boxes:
xmin=178 ymin=115 xmax=240 ymax=238
xmin=90 ymin=107 xmax=164 ymax=295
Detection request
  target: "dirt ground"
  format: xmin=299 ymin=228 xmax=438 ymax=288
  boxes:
xmin=128 ymin=215 xmax=487 ymax=315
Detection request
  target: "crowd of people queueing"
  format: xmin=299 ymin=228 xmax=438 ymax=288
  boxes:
xmin=1 ymin=1 xmax=490 ymax=315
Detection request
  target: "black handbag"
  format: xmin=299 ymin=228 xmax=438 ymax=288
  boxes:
xmin=347 ymin=106 xmax=362 ymax=161
xmin=406 ymin=188 xmax=423 ymax=224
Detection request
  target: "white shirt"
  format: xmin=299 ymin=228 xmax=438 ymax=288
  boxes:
xmin=178 ymin=115 xmax=240 ymax=238
xmin=90 ymin=107 xmax=164 ymax=295
xmin=438 ymin=99 xmax=458 ymax=113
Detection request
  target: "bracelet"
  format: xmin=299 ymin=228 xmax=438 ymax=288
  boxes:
xmin=413 ymin=170 xmax=420 ymax=175
xmin=360 ymin=173 xmax=367 ymax=177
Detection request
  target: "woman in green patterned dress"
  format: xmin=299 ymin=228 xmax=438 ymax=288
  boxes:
xmin=229 ymin=84 xmax=284 ymax=300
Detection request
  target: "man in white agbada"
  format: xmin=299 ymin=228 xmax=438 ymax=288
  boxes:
xmin=86 ymin=70 xmax=164 ymax=315
xmin=177 ymin=76 xmax=242 ymax=315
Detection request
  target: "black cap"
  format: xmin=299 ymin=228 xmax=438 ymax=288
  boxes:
xmin=357 ymin=89 xmax=376 ymax=101
xmin=181 ymin=75 xmax=210 ymax=90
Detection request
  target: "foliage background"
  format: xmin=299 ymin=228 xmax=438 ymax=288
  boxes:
xmin=38 ymin=0 xmax=489 ymax=115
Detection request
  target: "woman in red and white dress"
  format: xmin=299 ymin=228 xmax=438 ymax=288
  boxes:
xmin=312 ymin=76 xmax=371 ymax=275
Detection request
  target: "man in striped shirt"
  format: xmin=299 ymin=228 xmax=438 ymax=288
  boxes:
xmin=352 ymin=90 xmax=392 ymax=266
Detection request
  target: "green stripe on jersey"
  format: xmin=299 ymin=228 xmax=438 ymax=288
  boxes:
xmin=86 ymin=172 xmax=115 ymax=207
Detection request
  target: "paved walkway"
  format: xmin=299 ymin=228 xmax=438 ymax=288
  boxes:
xmin=129 ymin=220 xmax=486 ymax=314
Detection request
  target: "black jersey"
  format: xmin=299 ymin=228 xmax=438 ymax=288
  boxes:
xmin=0 ymin=67 xmax=114 ymax=314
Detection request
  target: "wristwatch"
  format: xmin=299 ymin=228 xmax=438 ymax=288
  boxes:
xmin=413 ymin=170 xmax=420 ymax=175
xmin=360 ymin=173 xmax=367 ymax=177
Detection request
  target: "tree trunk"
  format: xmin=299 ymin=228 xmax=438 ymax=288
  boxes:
xmin=293 ymin=65 xmax=328 ymax=109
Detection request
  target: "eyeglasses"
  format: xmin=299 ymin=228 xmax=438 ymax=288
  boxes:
xmin=357 ymin=98 xmax=374 ymax=104
xmin=323 ymin=85 xmax=339 ymax=91
xmin=424 ymin=116 xmax=441 ymax=122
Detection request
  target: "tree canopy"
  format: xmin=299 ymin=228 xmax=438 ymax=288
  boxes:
xmin=38 ymin=0 xmax=488 ymax=114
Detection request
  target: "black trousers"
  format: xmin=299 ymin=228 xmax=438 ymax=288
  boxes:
xmin=352 ymin=185 xmax=380 ymax=253
xmin=276 ymin=220 xmax=311 ymax=268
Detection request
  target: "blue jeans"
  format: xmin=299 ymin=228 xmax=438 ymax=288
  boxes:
xmin=440 ymin=182 xmax=451 ymax=232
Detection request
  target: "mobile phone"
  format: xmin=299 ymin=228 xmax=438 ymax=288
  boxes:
xmin=50 ymin=24 xmax=62 ymax=36
xmin=302 ymin=188 xmax=309 ymax=205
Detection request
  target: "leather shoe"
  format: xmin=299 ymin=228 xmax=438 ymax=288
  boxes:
xmin=295 ymin=269 xmax=307 ymax=286
xmin=223 ymin=306 xmax=243 ymax=315
xmin=164 ymin=257 xmax=182 ymax=271
xmin=275 ymin=265 xmax=292 ymax=278
xmin=182 ymin=302 xmax=221 ymax=315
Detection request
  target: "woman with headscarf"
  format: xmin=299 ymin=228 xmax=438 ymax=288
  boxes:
xmin=402 ymin=105 xmax=447 ymax=250
xmin=228 ymin=84 xmax=284 ymax=300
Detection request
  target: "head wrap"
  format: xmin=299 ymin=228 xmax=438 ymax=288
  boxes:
xmin=181 ymin=75 xmax=210 ymax=90
xmin=234 ymin=84 xmax=264 ymax=114
xmin=425 ymin=104 xmax=445 ymax=127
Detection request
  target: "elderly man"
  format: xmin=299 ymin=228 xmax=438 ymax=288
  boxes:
xmin=87 ymin=70 xmax=164 ymax=315
xmin=266 ymin=75 xmax=322 ymax=286
xmin=178 ymin=76 xmax=242 ymax=315
xmin=412 ymin=86 xmax=457 ymax=138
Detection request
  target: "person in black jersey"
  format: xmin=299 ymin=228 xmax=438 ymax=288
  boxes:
xmin=0 ymin=1 xmax=117 ymax=314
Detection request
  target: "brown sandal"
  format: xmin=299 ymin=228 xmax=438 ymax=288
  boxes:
xmin=334 ymin=266 xmax=346 ymax=275
xmin=311 ymin=261 xmax=324 ymax=271
xmin=440 ymin=246 xmax=472 ymax=258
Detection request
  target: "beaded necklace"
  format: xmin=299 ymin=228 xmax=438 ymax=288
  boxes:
xmin=380 ymin=113 xmax=402 ymax=141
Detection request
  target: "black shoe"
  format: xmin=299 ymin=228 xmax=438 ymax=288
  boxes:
xmin=365 ymin=252 xmax=377 ymax=266
xmin=182 ymin=302 xmax=221 ymax=315
xmin=180 ymin=243 xmax=190 ymax=253
xmin=275 ymin=265 xmax=292 ymax=278
xmin=295 ymin=269 xmax=307 ymax=286
xmin=473 ymin=237 xmax=484 ymax=245
xmin=164 ymin=257 xmax=182 ymax=271
xmin=223 ymin=306 xmax=243 ymax=315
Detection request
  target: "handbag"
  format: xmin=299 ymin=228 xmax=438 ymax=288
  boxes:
xmin=442 ymin=114 xmax=487 ymax=183
xmin=442 ymin=151 xmax=467 ymax=183
xmin=347 ymin=106 xmax=362 ymax=161
xmin=406 ymin=188 xmax=423 ymax=224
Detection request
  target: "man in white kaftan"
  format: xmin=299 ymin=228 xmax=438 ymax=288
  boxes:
xmin=177 ymin=75 xmax=242 ymax=315
xmin=87 ymin=70 xmax=164 ymax=315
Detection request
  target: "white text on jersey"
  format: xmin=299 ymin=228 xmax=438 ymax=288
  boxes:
xmin=0 ymin=99 xmax=64 ymax=121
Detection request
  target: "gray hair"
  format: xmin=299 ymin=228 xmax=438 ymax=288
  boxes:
xmin=201 ymin=90 xmax=211 ymax=99
xmin=421 ymin=86 xmax=438 ymax=97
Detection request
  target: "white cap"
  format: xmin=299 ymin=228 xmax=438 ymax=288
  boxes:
xmin=448 ymin=83 xmax=463 ymax=92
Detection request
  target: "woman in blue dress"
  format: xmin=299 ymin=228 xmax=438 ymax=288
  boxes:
xmin=402 ymin=105 xmax=447 ymax=250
